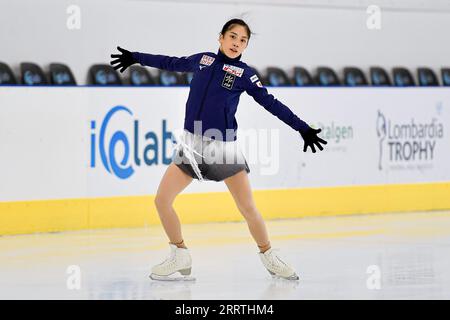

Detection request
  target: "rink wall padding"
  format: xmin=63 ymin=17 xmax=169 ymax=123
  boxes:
xmin=1 ymin=182 xmax=450 ymax=235
xmin=1 ymin=87 xmax=450 ymax=235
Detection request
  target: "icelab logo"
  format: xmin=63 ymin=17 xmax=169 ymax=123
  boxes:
xmin=90 ymin=105 xmax=174 ymax=179
xmin=376 ymin=110 xmax=444 ymax=171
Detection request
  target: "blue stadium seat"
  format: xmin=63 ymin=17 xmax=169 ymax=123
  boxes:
xmin=183 ymin=72 xmax=194 ymax=85
xmin=370 ymin=67 xmax=391 ymax=86
xmin=315 ymin=67 xmax=340 ymax=86
xmin=0 ymin=62 xmax=17 ymax=85
xmin=392 ymin=67 xmax=415 ymax=86
xmin=417 ymin=68 xmax=439 ymax=86
xmin=440 ymin=68 xmax=450 ymax=86
xmin=266 ymin=67 xmax=292 ymax=86
xmin=343 ymin=67 xmax=368 ymax=86
xmin=21 ymin=62 xmax=48 ymax=85
xmin=49 ymin=63 xmax=77 ymax=85
xmin=129 ymin=65 xmax=156 ymax=86
xmin=89 ymin=64 xmax=122 ymax=85
xmin=292 ymin=67 xmax=314 ymax=86
xmin=157 ymin=70 xmax=185 ymax=86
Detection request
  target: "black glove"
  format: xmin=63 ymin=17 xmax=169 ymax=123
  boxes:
xmin=110 ymin=46 xmax=137 ymax=73
xmin=299 ymin=127 xmax=327 ymax=153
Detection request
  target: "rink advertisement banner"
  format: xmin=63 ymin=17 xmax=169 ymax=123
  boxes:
xmin=1 ymin=87 xmax=450 ymax=234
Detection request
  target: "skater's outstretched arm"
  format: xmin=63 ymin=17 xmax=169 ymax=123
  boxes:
xmin=244 ymin=68 xmax=327 ymax=153
xmin=110 ymin=46 xmax=200 ymax=73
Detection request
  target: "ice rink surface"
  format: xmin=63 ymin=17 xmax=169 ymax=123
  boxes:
xmin=1 ymin=210 xmax=449 ymax=300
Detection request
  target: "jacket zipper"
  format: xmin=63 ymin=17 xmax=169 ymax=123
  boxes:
xmin=195 ymin=64 xmax=216 ymax=120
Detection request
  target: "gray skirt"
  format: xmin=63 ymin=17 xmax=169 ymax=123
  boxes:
xmin=171 ymin=129 xmax=250 ymax=182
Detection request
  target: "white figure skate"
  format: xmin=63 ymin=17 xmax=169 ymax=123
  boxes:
xmin=149 ymin=244 xmax=195 ymax=281
xmin=259 ymin=248 xmax=300 ymax=280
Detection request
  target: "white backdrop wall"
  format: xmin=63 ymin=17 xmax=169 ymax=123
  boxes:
xmin=1 ymin=87 xmax=449 ymax=202
xmin=1 ymin=0 xmax=450 ymax=85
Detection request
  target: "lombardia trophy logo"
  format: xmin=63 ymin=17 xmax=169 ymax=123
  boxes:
xmin=376 ymin=110 xmax=387 ymax=170
xmin=376 ymin=109 xmax=444 ymax=171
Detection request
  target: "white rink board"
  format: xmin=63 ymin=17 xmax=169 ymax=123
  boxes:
xmin=0 ymin=87 xmax=449 ymax=202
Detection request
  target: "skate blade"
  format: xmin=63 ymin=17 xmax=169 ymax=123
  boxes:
xmin=149 ymin=273 xmax=196 ymax=282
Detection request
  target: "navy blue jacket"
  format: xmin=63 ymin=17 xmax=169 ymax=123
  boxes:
xmin=132 ymin=48 xmax=310 ymax=141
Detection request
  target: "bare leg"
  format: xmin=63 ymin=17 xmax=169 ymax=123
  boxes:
xmin=154 ymin=162 xmax=193 ymax=248
xmin=224 ymin=170 xmax=271 ymax=252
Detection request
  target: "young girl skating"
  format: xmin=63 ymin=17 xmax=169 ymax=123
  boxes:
xmin=110 ymin=18 xmax=327 ymax=281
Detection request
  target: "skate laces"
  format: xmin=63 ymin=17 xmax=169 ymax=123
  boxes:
xmin=164 ymin=246 xmax=190 ymax=264
xmin=156 ymin=246 xmax=178 ymax=267
xmin=159 ymin=252 xmax=175 ymax=266
xmin=267 ymin=248 xmax=290 ymax=270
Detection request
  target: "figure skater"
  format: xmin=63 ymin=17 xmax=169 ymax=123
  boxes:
xmin=110 ymin=18 xmax=327 ymax=281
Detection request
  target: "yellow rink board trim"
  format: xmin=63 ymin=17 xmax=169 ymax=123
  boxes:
xmin=1 ymin=182 xmax=449 ymax=236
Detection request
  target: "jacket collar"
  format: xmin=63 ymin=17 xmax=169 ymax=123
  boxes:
xmin=217 ymin=47 xmax=242 ymax=63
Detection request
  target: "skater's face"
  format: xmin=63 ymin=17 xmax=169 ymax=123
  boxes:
xmin=219 ymin=24 xmax=248 ymax=59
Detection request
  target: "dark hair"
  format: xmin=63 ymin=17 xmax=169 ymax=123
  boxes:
xmin=220 ymin=18 xmax=253 ymax=42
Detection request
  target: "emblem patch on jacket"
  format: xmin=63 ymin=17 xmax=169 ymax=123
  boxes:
xmin=223 ymin=64 xmax=244 ymax=77
xmin=200 ymin=55 xmax=215 ymax=66
xmin=222 ymin=73 xmax=235 ymax=90
xmin=250 ymin=74 xmax=259 ymax=83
